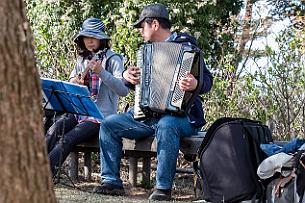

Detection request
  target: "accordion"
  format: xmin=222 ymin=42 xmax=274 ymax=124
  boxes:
xmin=134 ymin=42 xmax=204 ymax=119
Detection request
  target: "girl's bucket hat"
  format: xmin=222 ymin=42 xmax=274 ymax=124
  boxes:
xmin=74 ymin=17 xmax=110 ymax=43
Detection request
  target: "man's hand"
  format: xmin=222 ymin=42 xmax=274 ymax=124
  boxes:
xmin=179 ymin=72 xmax=198 ymax=91
xmin=123 ymin=67 xmax=141 ymax=85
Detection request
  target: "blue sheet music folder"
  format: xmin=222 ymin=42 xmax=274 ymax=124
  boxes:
xmin=41 ymin=78 xmax=104 ymax=120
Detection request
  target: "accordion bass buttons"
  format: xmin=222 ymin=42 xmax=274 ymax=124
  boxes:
xmin=170 ymin=63 xmax=181 ymax=92
xmin=170 ymin=51 xmax=195 ymax=109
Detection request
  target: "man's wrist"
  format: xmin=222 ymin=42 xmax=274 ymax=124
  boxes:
xmin=122 ymin=69 xmax=127 ymax=80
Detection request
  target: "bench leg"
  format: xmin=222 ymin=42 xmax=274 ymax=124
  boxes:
xmin=142 ymin=157 xmax=151 ymax=188
xmin=68 ymin=152 xmax=79 ymax=180
xmin=84 ymin=152 xmax=92 ymax=180
xmin=129 ymin=157 xmax=138 ymax=186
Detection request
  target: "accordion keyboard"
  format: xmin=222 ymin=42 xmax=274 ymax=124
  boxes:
xmin=134 ymin=49 xmax=146 ymax=119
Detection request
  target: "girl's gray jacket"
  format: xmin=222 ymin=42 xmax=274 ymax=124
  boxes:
xmin=69 ymin=49 xmax=129 ymax=117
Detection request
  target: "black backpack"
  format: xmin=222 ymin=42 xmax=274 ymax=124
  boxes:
xmin=194 ymin=117 xmax=273 ymax=203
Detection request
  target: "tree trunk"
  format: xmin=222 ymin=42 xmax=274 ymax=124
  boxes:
xmin=0 ymin=1 xmax=56 ymax=203
xmin=236 ymin=0 xmax=253 ymax=59
xmin=226 ymin=0 xmax=254 ymax=96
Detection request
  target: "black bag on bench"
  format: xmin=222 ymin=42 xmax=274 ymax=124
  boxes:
xmin=194 ymin=117 xmax=273 ymax=203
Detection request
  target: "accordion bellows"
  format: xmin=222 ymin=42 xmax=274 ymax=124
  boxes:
xmin=134 ymin=42 xmax=203 ymax=119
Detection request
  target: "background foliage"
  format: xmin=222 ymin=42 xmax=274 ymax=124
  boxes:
xmin=26 ymin=0 xmax=305 ymax=139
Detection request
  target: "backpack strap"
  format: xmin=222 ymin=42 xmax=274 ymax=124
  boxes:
xmin=174 ymin=33 xmax=198 ymax=46
xmin=101 ymin=49 xmax=123 ymax=72
xmin=193 ymin=158 xmax=214 ymax=201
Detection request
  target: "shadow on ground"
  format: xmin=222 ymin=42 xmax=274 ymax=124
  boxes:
xmin=54 ymin=173 xmax=197 ymax=203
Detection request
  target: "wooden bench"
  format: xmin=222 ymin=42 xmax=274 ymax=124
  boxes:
xmin=68 ymin=131 xmax=206 ymax=187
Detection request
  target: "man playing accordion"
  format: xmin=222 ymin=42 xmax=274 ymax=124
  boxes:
xmin=94 ymin=3 xmax=213 ymax=201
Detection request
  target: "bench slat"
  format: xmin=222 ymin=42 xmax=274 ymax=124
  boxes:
xmin=69 ymin=132 xmax=206 ymax=186
xmin=180 ymin=136 xmax=205 ymax=155
xmin=123 ymin=136 xmax=156 ymax=152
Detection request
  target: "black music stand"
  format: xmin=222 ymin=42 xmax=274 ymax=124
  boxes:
xmin=41 ymin=78 xmax=103 ymax=119
xmin=41 ymin=78 xmax=104 ymax=187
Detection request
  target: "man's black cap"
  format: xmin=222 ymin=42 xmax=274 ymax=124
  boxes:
xmin=132 ymin=3 xmax=169 ymax=28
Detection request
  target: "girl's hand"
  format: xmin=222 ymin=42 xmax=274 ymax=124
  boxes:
xmin=70 ymin=76 xmax=84 ymax=85
xmin=88 ymin=59 xmax=103 ymax=74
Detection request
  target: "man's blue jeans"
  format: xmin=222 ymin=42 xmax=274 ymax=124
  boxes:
xmin=99 ymin=111 xmax=198 ymax=190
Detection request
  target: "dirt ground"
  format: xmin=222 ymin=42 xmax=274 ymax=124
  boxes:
xmin=54 ymin=155 xmax=199 ymax=202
